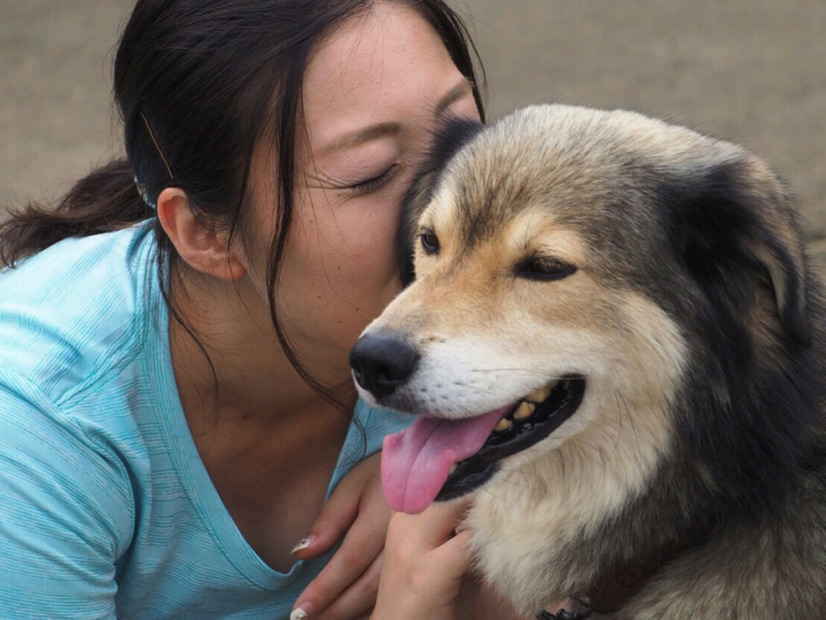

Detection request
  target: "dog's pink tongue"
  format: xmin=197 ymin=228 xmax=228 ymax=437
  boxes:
xmin=381 ymin=407 xmax=508 ymax=514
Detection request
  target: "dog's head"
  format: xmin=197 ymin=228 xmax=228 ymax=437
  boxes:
xmin=350 ymin=105 xmax=815 ymax=523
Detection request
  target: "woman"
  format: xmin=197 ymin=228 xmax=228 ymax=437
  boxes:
xmin=0 ymin=0 xmax=493 ymax=618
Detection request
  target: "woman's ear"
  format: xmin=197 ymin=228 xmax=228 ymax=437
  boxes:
xmin=156 ymin=187 xmax=246 ymax=281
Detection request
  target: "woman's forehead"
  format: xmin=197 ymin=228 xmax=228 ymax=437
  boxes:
xmin=301 ymin=2 xmax=464 ymax=153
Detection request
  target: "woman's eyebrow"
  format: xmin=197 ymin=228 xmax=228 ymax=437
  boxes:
xmin=318 ymin=80 xmax=473 ymax=157
xmin=319 ymin=122 xmax=401 ymax=157
xmin=433 ymin=80 xmax=473 ymax=118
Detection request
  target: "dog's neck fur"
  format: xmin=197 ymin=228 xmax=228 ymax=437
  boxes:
xmin=465 ymin=385 xmax=678 ymax=615
xmin=572 ymin=539 xmax=692 ymax=615
xmin=465 ymin=336 xmax=826 ymax=618
xmin=469 ymin=437 xmax=826 ymax=618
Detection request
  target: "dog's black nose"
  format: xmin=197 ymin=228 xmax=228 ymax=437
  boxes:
xmin=349 ymin=332 xmax=420 ymax=399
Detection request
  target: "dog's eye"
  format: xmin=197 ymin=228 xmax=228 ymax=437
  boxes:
xmin=516 ymin=257 xmax=576 ymax=281
xmin=419 ymin=231 xmax=440 ymax=255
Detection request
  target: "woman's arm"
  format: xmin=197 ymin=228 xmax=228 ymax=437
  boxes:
xmin=0 ymin=383 xmax=129 ymax=618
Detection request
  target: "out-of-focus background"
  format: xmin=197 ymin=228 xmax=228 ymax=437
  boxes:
xmin=2 ymin=1 xmax=824 ymax=262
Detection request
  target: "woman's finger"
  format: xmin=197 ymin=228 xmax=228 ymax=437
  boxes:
xmin=373 ymin=506 xmax=474 ymax=620
xmin=292 ymin=482 xmax=387 ymax=617
xmin=311 ymin=552 xmax=383 ymax=620
xmin=388 ymin=499 xmax=470 ymax=548
xmin=291 ymin=457 xmax=377 ymax=560
xmin=431 ymin=528 xmax=473 ymax=575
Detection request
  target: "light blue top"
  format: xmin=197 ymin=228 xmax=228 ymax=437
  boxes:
xmin=0 ymin=223 xmax=409 ymax=619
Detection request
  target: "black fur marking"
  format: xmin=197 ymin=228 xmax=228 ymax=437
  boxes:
xmin=655 ymin=162 xmax=823 ymax=519
xmin=396 ymin=117 xmax=485 ymax=286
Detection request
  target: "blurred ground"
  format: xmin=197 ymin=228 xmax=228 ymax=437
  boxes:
xmin=2 ymin=0 xmax=824 ymax=260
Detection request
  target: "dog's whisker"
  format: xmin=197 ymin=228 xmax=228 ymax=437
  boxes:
xmin=468 ymin=367 xmax=548 ymax=374
xmin=469 ymin=369 xmax=569 ymax=382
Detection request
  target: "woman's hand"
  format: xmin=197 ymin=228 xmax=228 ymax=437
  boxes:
xmin=372 ymin=501 xmax=472 ymax=620
xmin=290 ymin=452 xmax=388 ymax=620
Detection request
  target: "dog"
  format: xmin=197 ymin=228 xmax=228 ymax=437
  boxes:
xmin=349 ymin=105 xmax=826 ymax=618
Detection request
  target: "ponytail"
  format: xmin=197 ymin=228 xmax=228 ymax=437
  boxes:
xmin=0 ymin=158 xmax=154 ymax=267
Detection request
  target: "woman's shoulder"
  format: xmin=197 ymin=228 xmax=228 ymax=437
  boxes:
xmin=0 ymin=220 xmax=156 ymax=294
xmin=0 ymin=223 xmax=162 ymax=408
xmin=0 ymin=225 xmax=169 ymax=540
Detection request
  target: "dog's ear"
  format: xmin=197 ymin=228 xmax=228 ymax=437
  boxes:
xmin=397 ymin=117 xmax=485 ymax=286
xmin=672 ymin=156 xmax=811 ymax=345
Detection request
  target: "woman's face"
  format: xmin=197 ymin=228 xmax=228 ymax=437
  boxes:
xmin=244 ymin=2 xmax=480 ymax=377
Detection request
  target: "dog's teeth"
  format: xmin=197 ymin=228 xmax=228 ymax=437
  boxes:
xmin=514 ymin=401 xmax=535 ymax=420
xmin=449 ymin=463 xmax=458 ymax=474
xmin=494 ymin=418 xmax=513 ymax=432
xmin=526 ymin=385 xmax=552 ymax=403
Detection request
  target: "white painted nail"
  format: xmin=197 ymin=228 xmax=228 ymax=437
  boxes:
xmin=290 ymin=608 xmax=308 ymax=620
xmin=291 ymin=536 xmax=314 ymax=555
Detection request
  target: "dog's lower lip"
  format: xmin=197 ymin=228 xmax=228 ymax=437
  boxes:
xmin=436 ymin=376 xmax=586 ymax=501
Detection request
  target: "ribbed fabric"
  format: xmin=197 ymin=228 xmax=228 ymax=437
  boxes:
xmin=0 ymin=224 xmax=410 ymax=619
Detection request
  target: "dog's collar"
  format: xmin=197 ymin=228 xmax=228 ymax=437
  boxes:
xmin=536 ymin=541 xmax=690 ymax=619
xmin=537 ymin=608 xmax=591 ymax=620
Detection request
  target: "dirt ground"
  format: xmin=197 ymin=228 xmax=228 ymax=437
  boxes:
xmin=2 ymin=0 xmax=824 ymax=260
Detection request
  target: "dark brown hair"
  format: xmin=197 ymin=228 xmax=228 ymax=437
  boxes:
xmin=0 ymin=0 xmax=486 ymax=407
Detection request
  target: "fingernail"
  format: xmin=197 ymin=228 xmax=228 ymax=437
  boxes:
xmin=291 ymin=536 xmax=315 ymax=554
xmin=291 ymin=600 xmax=315 ymax=619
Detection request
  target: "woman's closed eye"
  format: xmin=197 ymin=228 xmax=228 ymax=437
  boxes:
xmin=346 ymin=164 xmax=400 ymax=193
